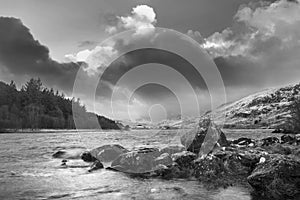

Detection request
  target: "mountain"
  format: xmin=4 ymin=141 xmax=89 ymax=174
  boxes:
xmin=204 ymin=83 xmax=300 ymax=129
xmin=156 ymin=83 xmax=300 ymax=129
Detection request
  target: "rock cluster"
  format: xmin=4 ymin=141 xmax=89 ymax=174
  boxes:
xmin=75 ymin=122 xmax=300 ymax=200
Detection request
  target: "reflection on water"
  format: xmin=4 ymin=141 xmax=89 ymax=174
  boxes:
xmin=0 ymin=130 xmax=257 ymax=200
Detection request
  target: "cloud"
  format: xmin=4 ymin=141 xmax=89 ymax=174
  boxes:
xmin=202 ymin=0 xmax=300 ymax=58
xmin=65 ymin=45 xmax=117 ymax=76
xmin=0 ymin=17 xmax=80 ymax=92
xmin=65 ymin=1 xmax=300 ymax=120
xmin=66 ymin=5 xmax=158 ymax=76
xmin=187 ymin=30 xmax=205 ymax=44
xmin=105 ymin=5 xmax=157 ymax=35
xmin=196 ymin=0 xmax=300 ymax=93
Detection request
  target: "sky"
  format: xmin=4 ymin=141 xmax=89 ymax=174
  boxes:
xmin=0 ymin=0 xmax=299 ymax=122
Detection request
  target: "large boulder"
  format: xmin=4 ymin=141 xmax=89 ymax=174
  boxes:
xmin=180 ymin=119 xmax=228 ymax=155
xmin=154 ymin=151 xmax=197 ymax=179
xmin=110 ymin=147 xmax=169 ymax=174
xmin=247 ymin=156 xmax=300 ymax=199
xmin=81 ymin=144 xmax=128 ymax=163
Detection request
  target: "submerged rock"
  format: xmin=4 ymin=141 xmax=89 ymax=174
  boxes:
xmin=180 ymin=119 xmax=228 ymax=155
xmin=247 ymin=155 xmax=300 ymax=200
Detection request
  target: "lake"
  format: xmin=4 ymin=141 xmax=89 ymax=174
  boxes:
xmin=0 ymin=129 xmax=276 ymax=200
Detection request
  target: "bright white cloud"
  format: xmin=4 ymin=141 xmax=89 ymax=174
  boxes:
xmin=65 ymin=5 xmax=157 ymax=76
xmin=106 ymin=5 xmax=157 ymax=35
xmin=202 ymin=0 xmax=300 ymax=58
xmin=65 ymin=45 xmax=117 ymax=76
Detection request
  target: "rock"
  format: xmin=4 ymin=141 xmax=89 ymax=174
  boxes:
xmin=153 ymin=163 xmax=192 ymax=179
xmin=223 ymin=153 xmax=255 ymax=176
xmin=172 ymin=151 xmax=197 ymax=168
xmin=193 ymin=155 xmax=225 ymax=179
xmin=91 ymin=144 xmax=128 ymax=162
xmin=155 ymin=153 xmax=172 ymax=167
xmin=88 ymin=160 xmax=104 ymax=172
xmin=180 ymin=119 xmax=228 ymax=155
xmin=247 ymin=156 xmax=300 ymax=200
xmin=281 ymin=135 xmax=296 ymax=145
xmin=263 ymin=143 xmax=292 ymax=155
xmin=261 ymin=137 xmax=280 ymax=146
xmin=80 ymin=151 xmax=97 ymax=162
xmin=231 ymin=137 xmax=254 ymax=147
xmin=52 ymin=150 xmax=66 ymax=158
xmin=110 ymin=147 xmax=167 ymax=174
xmin=81 ymin=144 xmax=128 ymax=163
xmin=52 ymin=149 xmax=83 ymax=159
xmin=159 ymin=145 xmax=185 ymax=155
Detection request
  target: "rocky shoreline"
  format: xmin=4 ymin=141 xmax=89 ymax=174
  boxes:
xmin=54 ymin=123 xmax=300 ymax=200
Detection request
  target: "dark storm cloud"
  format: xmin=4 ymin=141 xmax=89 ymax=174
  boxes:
xmin=0 ymin=17 xmax=80 ymax=91
xmin=213 ymin=56 xmax=266 ymax=87
xmin=96 ymin=48 xmax=208 ymax=98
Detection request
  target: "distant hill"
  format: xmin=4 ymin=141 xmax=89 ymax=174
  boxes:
xmin=201 ymin=83 xmax=300 ymax=129
xmin=0 ymin=79 xmax=120 ymax=130
xmin=156 ymin=83 xmax=300 ymax=129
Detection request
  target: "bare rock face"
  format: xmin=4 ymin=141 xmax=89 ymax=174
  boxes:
xmin=247 ymin=155 xmax=300 ymax=200
xmin=180 ymin=119 xmax=228 ymax=155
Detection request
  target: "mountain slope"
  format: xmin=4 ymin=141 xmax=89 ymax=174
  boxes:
xmin=159 ymin=83 xmax=300 ymax=129
xmin=207 ymin=83 xmax=300 ymax=128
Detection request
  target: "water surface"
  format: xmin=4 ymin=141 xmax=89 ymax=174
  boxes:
xmin=0 ymin=129 xmax=271 ymax=200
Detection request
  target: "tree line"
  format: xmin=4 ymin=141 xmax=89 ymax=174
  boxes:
xmin=0 ymin=78 xmax=120 ymax=131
